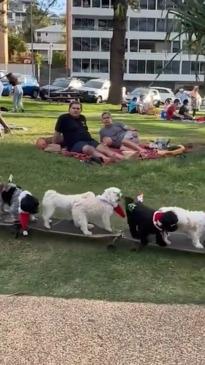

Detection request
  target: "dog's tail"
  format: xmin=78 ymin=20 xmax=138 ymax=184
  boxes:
xmin=81 ymin=191 xmax=95 ymax=199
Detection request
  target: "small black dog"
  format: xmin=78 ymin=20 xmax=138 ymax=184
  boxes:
xmin=125 ymin=196 xmax=178 ymax=249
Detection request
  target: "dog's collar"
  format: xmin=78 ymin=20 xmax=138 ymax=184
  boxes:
xmin=97 ymin=197 xmax=125 ymax=218
xmin=97 ymin=197 xmax=115 ymax=208
xmin=153 ymin=211 xmax=164 ymax=231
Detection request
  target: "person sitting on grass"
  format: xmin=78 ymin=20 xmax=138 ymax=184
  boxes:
xmin=166 ymin=99 xmax=183 ymax=120
xmin=127 ymin=97 xmax=138 ymax=113
xmin=99 ymin=111 xmax=146 ymax=157
xmin=53 ymin=101 xmax=123 ymax=164
xmin=179 ymin=99 xmax=193 ymax=120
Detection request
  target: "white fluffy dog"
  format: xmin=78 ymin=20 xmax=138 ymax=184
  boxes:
xmin=42 ymin=190 xmax=95 ymax=229
xmin=71 ymin=187 xmax=123 ymax=236
xmin=159 ymin=206 xmax=205 ymax=249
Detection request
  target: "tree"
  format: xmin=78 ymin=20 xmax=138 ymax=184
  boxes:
xmin=169 ymin=0 xmax=205 ymax=56
xmin=108 ymin=0 xmax=139 ymax=104
xmin=8 ymin=33 xmax=27 ymax=60
xmin=52 ymin=51 xmax=66 ymax=67
xmin=34 ymin=52 xmax=43 ymax=81
xmin=22 ymin=2 xmax=52 ymax=42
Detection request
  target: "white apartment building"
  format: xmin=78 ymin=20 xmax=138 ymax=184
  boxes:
xmin=8 ymin=0 xmax=31 ymax=30
xmin=69 ymin=0 xmax=205 ymax=88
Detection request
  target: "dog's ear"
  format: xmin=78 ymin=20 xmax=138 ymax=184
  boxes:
xmin=161 ymin=211 xmax=178 ymax=231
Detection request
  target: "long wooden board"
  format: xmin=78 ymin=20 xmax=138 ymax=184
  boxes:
xmin=122 ymin=230 xmax=205 ymax=254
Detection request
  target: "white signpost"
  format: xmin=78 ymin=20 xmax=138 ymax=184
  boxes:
xmin=48 ymin=43 xmax=53 ymax=98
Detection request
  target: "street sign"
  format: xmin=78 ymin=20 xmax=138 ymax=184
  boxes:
xmin=48 ymin=43 xmax=53 ymax=65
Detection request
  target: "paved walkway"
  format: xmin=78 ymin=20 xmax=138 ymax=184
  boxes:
xmin=0 ymin=296 xmax=204 ymax=365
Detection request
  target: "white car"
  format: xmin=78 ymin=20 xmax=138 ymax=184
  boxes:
xmin=126 ymin=87 xmax=161 ymax=105
xmin=79 ymin=79 xmax=110 ymax=103
xmin=150 ymin=87 xmax=175 ymax=103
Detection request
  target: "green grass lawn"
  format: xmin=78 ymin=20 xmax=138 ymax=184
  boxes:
xmin=0 ymin=97 xmax=205 ymax=304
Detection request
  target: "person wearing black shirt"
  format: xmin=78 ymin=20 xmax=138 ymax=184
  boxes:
xmin=53 ymin=101 xmax=123 ymax=162
xmin=179 ymin=99 xmax=193 ymax=120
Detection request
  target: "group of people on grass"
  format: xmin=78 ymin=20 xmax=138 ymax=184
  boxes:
xmin=53 ymin=101 xmax=146 ymax=163
xmin=126 ymin=85 xmax=202 ymax=121
xmin=163 ymin=86 xmax=202 ymax=121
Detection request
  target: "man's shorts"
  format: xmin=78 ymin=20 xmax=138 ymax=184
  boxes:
xmin=71 ymin=139 xmax=99 ymax=153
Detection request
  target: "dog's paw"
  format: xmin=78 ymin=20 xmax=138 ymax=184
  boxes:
xmin=88 ymin=224 xmax=94 ymax=229
xmin=44 ymin=224 xmax=51 ymax=229
xmin=83 ymin=231 xmax=92 ymax=236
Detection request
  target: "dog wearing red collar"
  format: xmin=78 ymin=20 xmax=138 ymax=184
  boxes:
xmin=125 ymin=195 xmax=178 ymax=249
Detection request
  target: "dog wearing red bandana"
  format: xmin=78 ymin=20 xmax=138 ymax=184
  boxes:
xmin=125 ymin=194 xmax=178 ymax=249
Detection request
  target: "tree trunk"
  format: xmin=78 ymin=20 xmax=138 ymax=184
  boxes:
xmin=108 ymin=0 xmax=128 ymax=104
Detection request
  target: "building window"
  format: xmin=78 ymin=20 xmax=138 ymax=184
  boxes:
xmin=147 ymin=60 xmax=155 ymax=73
xmin=100 ymin=59 xmax=108 ymax=72
xmin=82 ymin=59 xmax=90 ymax=72
xmin=191 ymin=61 xmax=199 ymax=75
xmin=92 ymin=0 xmax=100 ymax=6
xmin=91 ymin=38 xmax=100 ymax=51
xmin=82 ymin=38 xmax=90 ymax=51
xmin=102 ymin=0 xmax=109 ymax=7
xmin=149 ymin=0 xmax=156 ymax=9
xmin=73 ymin=38 xmax=81 ymax=51
xmin=139 ymin=40 xmax=155 ymax=52
xmin=98 ymin=19 xmax=113 ymax=30
xmin=130 ymin=39 xmax=138 ymax=52
xmin=91 ymin=59 xmax=99 ymax=72
xmin=73 ymin=59 xmax=81 ymax=72
xmin=155 ymin=60 xmax=163 ymax=74
xmin=156 ymin=19 xmax=165 ymax=32
xmin=101 ymin=38 xmax=110 ymax=51
xmin=200 ymin=62 xmax=205 ymax=75
xmin=164 ymin=60 xmax=180 ymax=74
xmin=182 ymin=61 xmax=191 ymax=74
xmin=172 ymin=41 xmax=180 ymax=53
xmin=140 ymin=0 xmax=147 ymax=9
xmin=129 ymin=60 xmax=138 ymax=73
xmin=129 ymin=60 xmax=145 ymax=73
xmin=73 ymin=0 xmax=81 ymax=5
xmin=83 ymin=0 xmax=90 ymax=7
xmin=130 ymin=18 xmax=139 ymax=31
xmin=73 ymin=18 xmax=94 ymax=30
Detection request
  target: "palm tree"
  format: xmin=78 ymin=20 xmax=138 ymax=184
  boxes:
xmin=108 ymin=0 xmax=139 ymax=104
xmin=169 ymin=1 xmax=205 ymax=61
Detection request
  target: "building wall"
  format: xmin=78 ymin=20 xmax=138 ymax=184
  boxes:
xmin=67 ymin=0 xmax=205 ymax=87
xmin=34 ymin=31 xmax=65 ymax=44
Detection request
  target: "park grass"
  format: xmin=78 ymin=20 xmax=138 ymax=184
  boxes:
xmin=0 ymin=97 xmax=204 ymax=304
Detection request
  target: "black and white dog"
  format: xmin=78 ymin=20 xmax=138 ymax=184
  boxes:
xmin=125 ymin=195 xmax=178 ymax=249
xmin=1 ymin=183 xmax=39 ymax=235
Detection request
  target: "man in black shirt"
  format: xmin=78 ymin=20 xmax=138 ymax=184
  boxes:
xmin=179 ymin=99 xmax=193 ymax=120
xmin=53 ymin=101 xmax=123 ymax=162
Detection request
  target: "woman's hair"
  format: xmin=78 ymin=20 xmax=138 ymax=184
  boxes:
xmin=101 ymin=111 xmax=111 ymax=118
xmin=69 ymin=101 xmax=82 ymax=111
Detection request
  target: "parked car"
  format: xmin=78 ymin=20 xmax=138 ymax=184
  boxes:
xmin=40 ymin=77 xmax=84 ymax=100
xmin=125 ymin=87 xmax=161 ymax=105
xmin=78 ymin=79 xmax=111 ymax=103
xmin=150 ymin=87 xmax=175 ymax=103
xmin=1 ymin=78 xmax=12 ymax=96
xmin=0 ymin=73 xmax=39 ymax=98
xmin=16 ymin=74 xmax=40 ymax=99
